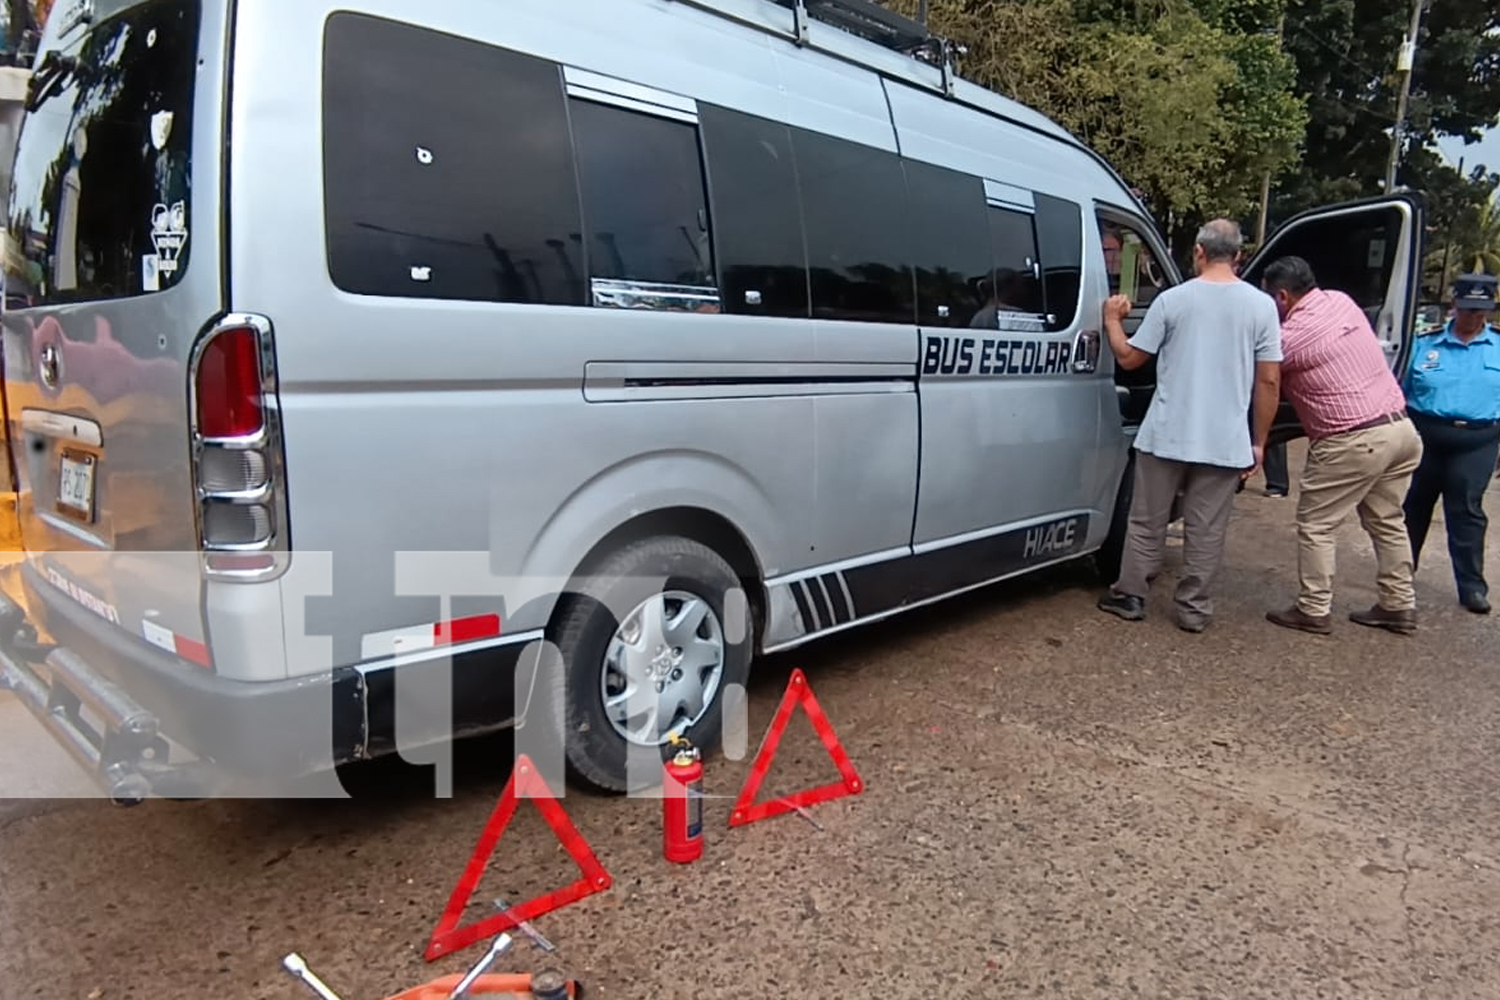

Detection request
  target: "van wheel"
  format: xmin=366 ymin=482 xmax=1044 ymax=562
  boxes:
xmin=1094 ymin=453 xmax=1135 ymax=584
xmin=547 ymin=536 xmax=752 ymax=794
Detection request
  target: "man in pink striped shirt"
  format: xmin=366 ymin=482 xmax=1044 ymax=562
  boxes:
xmin=1259 ymin=256 xmax=1424 ymax=635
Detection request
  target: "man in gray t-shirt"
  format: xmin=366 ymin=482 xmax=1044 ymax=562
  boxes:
xmin=1097 ymin=219 xmax=1283 ymax=631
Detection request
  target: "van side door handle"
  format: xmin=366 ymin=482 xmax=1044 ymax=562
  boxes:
xmin=1072 ymin=329 xmax=1101 ymax=374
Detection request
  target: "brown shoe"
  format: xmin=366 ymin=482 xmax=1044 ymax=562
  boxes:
xmin=1349 ymin=605 xmax=1417 ymax=635
xmin=1266 ymin=606 xmax=1333 ymax=635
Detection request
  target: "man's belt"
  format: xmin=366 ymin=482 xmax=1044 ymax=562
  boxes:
xmin=1344 ymin=410 xmax=1408 ymax=433
xmin=1408 ymin=410 xmax=1498 ymax=430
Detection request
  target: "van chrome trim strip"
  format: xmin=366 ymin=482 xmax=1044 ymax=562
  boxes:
xmin=564 ymin=67 xmax=699 ymax=123
xmin=582 ymin=358 xmax=916 ymax=401
xmin=36 ymin=511 xmax=109 ymax=548
xmin=765 ymin=546 xmax=911 ymax=588
xmin=591 ymin=278 xmax=720 ymax=312
xmin=984 ymin=179 xmax=1035 ymax=211
xmin=353 ymin=629 xmax=545 ymax=674
xmin=20 ymin=409 xmax=103 ymax=446
xmin=586 ymin=361 xmax=915 ymax=384
xmin=584 ymin=381 xmax=913 ymax=402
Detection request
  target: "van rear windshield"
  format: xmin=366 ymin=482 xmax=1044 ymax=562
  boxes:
xmin=4 ymin=0 xmax=199 ymax=309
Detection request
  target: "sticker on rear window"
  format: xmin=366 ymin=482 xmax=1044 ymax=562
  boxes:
xmin=150 ymin=201 xmax=188 ymax=278
xmin=150 ymin=110 xmax=174 ymax=151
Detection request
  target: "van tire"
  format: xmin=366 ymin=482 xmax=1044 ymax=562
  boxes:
xmin=547 ymin=536 xmax=753 ymax=794
xmin=1094 ymin=453 xmax=1135 ymax=585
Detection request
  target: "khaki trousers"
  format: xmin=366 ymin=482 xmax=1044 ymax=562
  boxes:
xmin=1295 ymin=418 xmax=1424 ymax=616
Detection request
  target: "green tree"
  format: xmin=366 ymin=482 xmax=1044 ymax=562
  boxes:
xmin=891 ymin=0 xmax=1307 ymax=258
xmin=1273 ymin=0 xmax=1500 ymax=289
xmin=1418 ymin=154 xmax=1500 ymax=295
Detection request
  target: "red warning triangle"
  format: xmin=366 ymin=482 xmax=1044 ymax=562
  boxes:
xmin=729 ymin=668 xmax=864 ymax=827
xmin=423 ymin=755 xmax=612 ymax=962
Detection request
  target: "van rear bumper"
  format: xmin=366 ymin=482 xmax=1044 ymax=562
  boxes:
xmin=0 ymin=562 xmax=534 ymax=803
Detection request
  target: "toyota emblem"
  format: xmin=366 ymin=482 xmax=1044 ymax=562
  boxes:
xmin=39 ymin=342 xmax=61 ymax=388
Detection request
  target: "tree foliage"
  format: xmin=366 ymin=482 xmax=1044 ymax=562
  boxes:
xmin=1276 ymin=0 xmax=1500 ymax=295
xmin=891 ymin=0 xmax=1307 ymax=252
xmin=884 ymin=0 xmax=1500 ymax=287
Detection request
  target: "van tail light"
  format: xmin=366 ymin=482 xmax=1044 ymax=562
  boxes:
xmin=189 ymin=315 xmax=289 ymax=580
xmin=195 ymin=326 xmax=263 ymax=438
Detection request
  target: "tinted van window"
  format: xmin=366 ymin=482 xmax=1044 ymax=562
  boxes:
xmin=5 ymin=0 xmax=200 ymax=307
xmin=792 ymin=128 xmax=914 ymax=325
xmin=323 ymin=14 xmax=584 ymax=305
xmin=699 ymin=105 xmax=809 ymax=318
xmin=1034 ymin=193 xmax=1083 ymax=331
xmin=570 ymin=98 xmax=717 ymax=309
xmin=986 ymin=207 xmax=1045 ymax=324
xmin=903 ymin=159 xmax=991 ymax=329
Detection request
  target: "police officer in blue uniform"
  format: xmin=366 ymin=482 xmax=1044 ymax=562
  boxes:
xmin=1402 ymin=273 xmax=1500 ymax=614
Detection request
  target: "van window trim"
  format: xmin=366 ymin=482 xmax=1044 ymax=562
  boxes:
xmin=563 ymin=66 xmax=700 ymax=125
xmin=983 ymin=179 xmax=1034 ymax=214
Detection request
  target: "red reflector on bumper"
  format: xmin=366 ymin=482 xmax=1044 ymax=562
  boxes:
xmin=436 ymin=614 xmax=503 ymax=646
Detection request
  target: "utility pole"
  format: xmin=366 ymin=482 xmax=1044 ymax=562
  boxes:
xmin=1438 ymin=155 xmax=1464 ymax=299
xmin=1385 ymin=0 xmax=1427 ymax=192
xmin=1256 ymin=11 xmax=1288 ymax=246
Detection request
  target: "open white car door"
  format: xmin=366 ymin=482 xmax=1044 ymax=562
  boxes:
xmin=1239 ymin=192 xmax=1426 ymax=442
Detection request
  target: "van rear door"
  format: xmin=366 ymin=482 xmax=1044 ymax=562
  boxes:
xmin=1239 ymin=193 xmax=1426 ymax=442
xmin=2 ymin=0 xmax=228 ymax=661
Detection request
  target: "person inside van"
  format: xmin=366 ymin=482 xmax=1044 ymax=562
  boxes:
xmin=970 ymin=268 xmax=1029 ymax=329
xmin=1095 ymin=219 xmax=1283 ymax=632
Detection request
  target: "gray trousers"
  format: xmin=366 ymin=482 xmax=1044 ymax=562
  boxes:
xmin=1113 ymin=451 xmax=1243 ymax=622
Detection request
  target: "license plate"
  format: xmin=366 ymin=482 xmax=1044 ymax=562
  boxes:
xmin=57 ymin=451 xmax=97 ymax=521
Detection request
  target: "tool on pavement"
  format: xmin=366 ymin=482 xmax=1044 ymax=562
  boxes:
xmin=493 ymin=895 xmax=557 ymax=953
xmin=791 ymin=803 xmax=825 ymax=832
xmin=446 ymin=932 xmax=515 ymax=1000
xmin=663 ymin=733 xmax=705 ymax=864
xmin=282 ymin=953 xmax=348 ymax=1000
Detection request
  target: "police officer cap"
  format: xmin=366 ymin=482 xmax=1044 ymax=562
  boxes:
xmin=1453 ymin=273 xmax=1497 ymax=311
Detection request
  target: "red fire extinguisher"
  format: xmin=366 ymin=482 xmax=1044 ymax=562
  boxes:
xmin=663 ymin=734 xmax=704 ymax=864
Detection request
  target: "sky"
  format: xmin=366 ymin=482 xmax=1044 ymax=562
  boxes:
xmin=1437 ymin=127 xmax=1500 ymax=180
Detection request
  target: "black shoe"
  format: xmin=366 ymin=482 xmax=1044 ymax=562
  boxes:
xmin=1266 ymin=606 xmax=1333 ymax=635
xmin=1098 ymin=593 xmax=1145 ymax=621
xmin=1461 ymin=593 xmax=1491 ymax=615
xmin=1263 ymin=488 xmax=1288 ymax=498
xmin=1350 ymin=605 xmax=1417 ymax=635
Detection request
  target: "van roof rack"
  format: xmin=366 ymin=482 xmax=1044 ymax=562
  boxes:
xmin=771 ymin=0 xmax=930 ymax=53
xmin=763 ymin=0 xmax=962 ymax=89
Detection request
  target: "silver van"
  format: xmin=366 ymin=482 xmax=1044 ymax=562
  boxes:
xmin=0 ymin=0 xmax=1424 ymax=802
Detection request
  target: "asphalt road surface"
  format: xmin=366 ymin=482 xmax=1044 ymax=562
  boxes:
xmin=3 ymin=450 xmax=1499 ymax=1000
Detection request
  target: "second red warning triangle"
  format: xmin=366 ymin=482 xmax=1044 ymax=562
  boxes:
xmin=729 ymin=668 xmax=865 ymax=827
